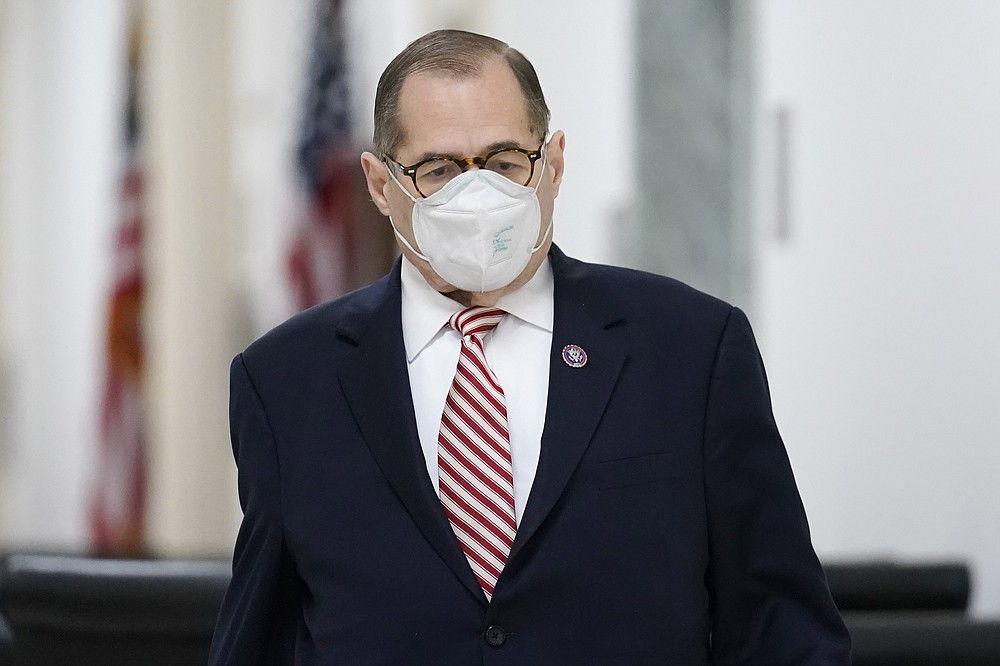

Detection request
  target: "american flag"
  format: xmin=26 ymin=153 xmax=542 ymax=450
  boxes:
xmin=287 ymin=0 xmax=394 ymax=309
xmin=89 ymin=11 xmax=147 ymax=557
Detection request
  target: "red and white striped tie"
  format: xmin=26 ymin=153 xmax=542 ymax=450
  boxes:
xmin=438 ymin=306 xmax=516 ymax=601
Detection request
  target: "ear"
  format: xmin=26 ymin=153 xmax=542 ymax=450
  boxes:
xmin=361 ymin=151 xmax=392 ymax=216
xmin=545 ymin=130 xmax=566 ymax=198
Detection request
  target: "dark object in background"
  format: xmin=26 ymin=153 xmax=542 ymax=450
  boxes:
xmin=0 ymin=613 xmax=14 ymax=666
xmin=824 ymin=561 xmax=1000 ymax=666
xmin=0 ymin=554 xmax=229 ymax=666
xmin=2 ymin=555 xmax=999 ymax=665
xmin=846 ymin=611 xmax=1000 ymax=666
xmin=825 ymin=561 xmax=970 ymax=612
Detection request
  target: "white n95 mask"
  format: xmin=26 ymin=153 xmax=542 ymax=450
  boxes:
xmin=388 ymin=160 xmax=552 ymax=293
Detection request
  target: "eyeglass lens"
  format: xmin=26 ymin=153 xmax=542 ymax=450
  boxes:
xmin=415 ymin=150 xmax=534 ymax=196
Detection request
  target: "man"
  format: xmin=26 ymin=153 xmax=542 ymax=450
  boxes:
xmin=211 ymin=29 xmax=850 ymax=664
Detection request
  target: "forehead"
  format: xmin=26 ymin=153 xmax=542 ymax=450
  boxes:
xmin=395 ymin=59 xmax=535 ymax=160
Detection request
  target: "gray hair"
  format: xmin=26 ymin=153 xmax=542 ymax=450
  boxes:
xmin=373 ymin=29 xmax=550 ymax=158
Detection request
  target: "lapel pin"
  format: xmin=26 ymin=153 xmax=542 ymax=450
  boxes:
xmin=561 ymin=344 xmax=588 ymax=368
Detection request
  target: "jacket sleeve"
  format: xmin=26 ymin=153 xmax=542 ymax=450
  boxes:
xmin=209 ymin=353 xmax=300 ymax=665
xmin=703 ymin=307 xmax=851 ymax=664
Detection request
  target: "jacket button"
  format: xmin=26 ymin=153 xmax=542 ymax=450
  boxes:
xmin=485 ymin=625 xmax=506 ymax=647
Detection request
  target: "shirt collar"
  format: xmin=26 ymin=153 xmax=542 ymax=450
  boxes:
xmin=400 ymin=255 xmax=554 ymax=363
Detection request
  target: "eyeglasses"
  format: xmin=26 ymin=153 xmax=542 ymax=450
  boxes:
xmin=387 ymin=141 xmax=545 ymax=198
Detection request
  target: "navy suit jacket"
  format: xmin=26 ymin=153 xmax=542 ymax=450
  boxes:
xmin=210 ymin=246 xmax=850 ymax=664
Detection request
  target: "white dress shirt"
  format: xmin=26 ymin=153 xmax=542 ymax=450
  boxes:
xmin=400 ymin=256 xmax=553 ymax=525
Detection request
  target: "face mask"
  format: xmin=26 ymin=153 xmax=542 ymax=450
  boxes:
xmin=388 ymin=155 xmax=552 ymax=293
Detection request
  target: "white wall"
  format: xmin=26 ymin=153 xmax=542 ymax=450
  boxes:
xmin=231 ymin=0 xmax=312 ymax=335
xmin=755 ymin=0 xmax=1000 ymax=615
xmin=0 ymin=0 xmax=125 ymax=549
xmin=142 ymin=0 xmax=244 ymax=556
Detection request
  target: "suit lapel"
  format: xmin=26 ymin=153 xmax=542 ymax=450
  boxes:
xmin=510 ymin=248 xmax=627 ymax=560
xmin=336 ymin=264 xmax=487 ymax=605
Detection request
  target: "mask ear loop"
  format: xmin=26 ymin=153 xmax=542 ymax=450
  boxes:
xmin=529 ymin=144 xmax=553 ymax=253
xmin=388 ymin=216 xmax=431 ymax=262
xmin=531 ymin=140 xmax=548 ymax=193
xmin=383 ymin=161 xmax=433 ymax=261
xmin=531 ymin=215 xmax=553 ymax=254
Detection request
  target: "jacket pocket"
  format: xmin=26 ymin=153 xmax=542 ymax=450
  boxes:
xmin=597 ymin=451 xmax=678 ymax=490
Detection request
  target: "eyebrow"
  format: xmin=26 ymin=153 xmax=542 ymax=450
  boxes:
xmin=411 ymin=139 xmax=530 ymax=163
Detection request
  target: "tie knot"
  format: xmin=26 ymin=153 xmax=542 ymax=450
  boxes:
xmin=449 ymin=307 xmax=505 ymax=337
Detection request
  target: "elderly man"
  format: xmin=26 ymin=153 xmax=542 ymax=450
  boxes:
xmin=211 ymin=29 xmax=850 ymax=664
